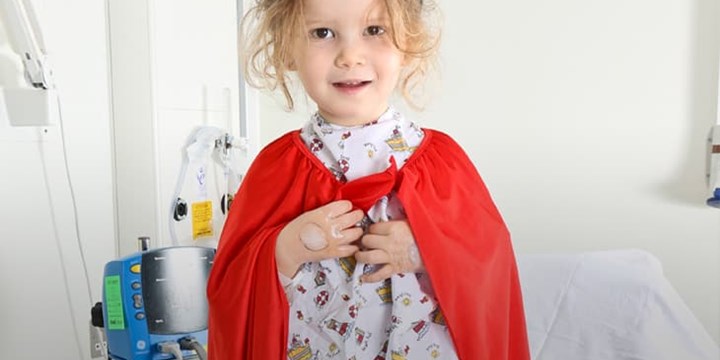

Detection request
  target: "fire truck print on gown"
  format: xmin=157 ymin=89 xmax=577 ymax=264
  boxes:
xmin=283 ymin=107 xmax=458 ymax=359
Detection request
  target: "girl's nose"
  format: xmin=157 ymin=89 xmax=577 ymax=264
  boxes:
xmin=334 ymin=39 xmax=366 ymax=68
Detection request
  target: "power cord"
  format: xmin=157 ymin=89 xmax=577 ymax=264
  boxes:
xmin=39 ymin=90 xmax=97 ymax=359
xmin=158 ymin=342 xmax=184 ymax=360
xmin=179 ymin=337 xmax=208 ymax=360
xmin=56 ymin=93 xmax=95 ymax=304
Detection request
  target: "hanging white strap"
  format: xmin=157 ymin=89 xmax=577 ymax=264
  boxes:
xmin=168 ymin=126 xmax=248 ymax=245
xmin=169 ymin=126 xmax=224 ymax=246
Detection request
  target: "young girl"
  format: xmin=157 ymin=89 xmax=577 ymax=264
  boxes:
xmin=207 ymin=0 xmax=530 ymax=359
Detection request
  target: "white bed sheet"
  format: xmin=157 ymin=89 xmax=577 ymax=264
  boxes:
xmin=517 ymin=249 xmax=720 ymax=360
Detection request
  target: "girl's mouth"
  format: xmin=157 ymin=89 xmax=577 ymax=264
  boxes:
xmin=333 ymin=80 xmax=372 ymax=89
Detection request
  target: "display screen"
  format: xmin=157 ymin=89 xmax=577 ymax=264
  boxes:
xmin=104 ymin=275 xmax=125 ymax=330
xmin=141 ymin=247 xmax=214 ymax=335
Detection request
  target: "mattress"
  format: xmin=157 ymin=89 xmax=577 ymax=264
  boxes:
xmin=517 ymin=249 xmax=720 ymax=360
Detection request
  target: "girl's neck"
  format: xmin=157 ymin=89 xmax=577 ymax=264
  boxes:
xmin=317 ymin=106 xmax=394 ymax=128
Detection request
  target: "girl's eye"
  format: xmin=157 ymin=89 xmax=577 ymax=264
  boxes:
xmin=364 ymin=26 xmax=386 ymax=36
xmin=310 ymin=28 xmax=334 ymax=39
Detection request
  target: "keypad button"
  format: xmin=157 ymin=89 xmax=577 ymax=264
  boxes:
xmin=132 ymin=294 xmax=143 ymax=308
xmin=130 ymin=264 xmax=141 ymax=274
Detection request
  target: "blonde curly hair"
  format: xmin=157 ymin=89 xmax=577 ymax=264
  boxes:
xmin=240 ymin=0 xmax=441 ymax=110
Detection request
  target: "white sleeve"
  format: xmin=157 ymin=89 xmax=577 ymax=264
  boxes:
xmin=277 ymin=269 xmax=305 ymax=303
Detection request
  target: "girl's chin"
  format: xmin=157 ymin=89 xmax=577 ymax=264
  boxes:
xmin=318 ymin=107 xmax=388 ymax=126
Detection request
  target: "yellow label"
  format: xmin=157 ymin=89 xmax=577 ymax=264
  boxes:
xmin=192 ymin=200 xmax=213 ymax=240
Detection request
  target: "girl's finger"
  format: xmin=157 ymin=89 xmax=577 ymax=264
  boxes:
xmin=361 ymin=264 xmax=394 ymax=283
xmin=367 ymin=221 xmax=393 ymax=235
xmin=339 ymin=227 xmax=364 ymax=244
xmin=360 ymin=234 xmax=386 ymax=249
xmin=354 ymin=249 xmax=388 ymax=265
xmin=322 ymin=200 xmax=353 ymax=219
xmin=333 ymin=244 xmax=359 ymax=258
xmin=333 ymin=209 xmax=365 ymax=229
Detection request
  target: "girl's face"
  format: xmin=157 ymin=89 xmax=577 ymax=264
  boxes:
xmin=292 ymin=0 xmax=405 ymax=126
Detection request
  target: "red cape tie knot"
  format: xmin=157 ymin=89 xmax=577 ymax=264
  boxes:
xmin=336 ymin=156 xmax=398 ymax=212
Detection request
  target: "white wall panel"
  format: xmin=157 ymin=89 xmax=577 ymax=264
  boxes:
xmin=260 ymin=0 xmax=720 ymax=343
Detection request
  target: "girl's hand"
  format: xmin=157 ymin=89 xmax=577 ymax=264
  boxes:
xmin=276 ymin=200 xmax=365 ymax=277
xmin=354 ymin=220 xmax=425 ymax=283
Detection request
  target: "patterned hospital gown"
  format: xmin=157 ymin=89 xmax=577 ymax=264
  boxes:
xmin=281 ymin=107 xmax=458 ymax=360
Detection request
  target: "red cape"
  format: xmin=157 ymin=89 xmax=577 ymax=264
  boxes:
xmin=207 ymin=129 xmax=530 ymax=359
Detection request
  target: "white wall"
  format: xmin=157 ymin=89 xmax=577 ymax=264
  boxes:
xmin=109 ymin=0 xmax=258 ymax=257
xmin=0 ymin=0 xmax=115 ymax=359
xmin=258 ymin=0 xmax=720 ymax=343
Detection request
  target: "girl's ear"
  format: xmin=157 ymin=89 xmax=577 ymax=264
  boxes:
xmin=287 ymin=59 xmax=297 ymax=71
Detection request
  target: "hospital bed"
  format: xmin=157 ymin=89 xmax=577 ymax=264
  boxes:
xmin=517 ymin=249 xmax=720 ymax=360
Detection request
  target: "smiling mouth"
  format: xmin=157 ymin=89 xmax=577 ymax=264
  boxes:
xmin=333 ymin=80 xmax=372 ymax=88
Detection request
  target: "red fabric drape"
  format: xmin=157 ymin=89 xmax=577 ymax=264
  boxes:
xmin=207 ymin=130 xmax=530 ymax=359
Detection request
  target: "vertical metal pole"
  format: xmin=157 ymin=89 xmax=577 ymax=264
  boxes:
xmin=236 ymin=0 xmax=247 ymax=138
xmin=707 ymin=43 xmax=720 ymax=207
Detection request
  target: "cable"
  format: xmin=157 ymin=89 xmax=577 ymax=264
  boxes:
xmin=158 ymin=342 xmax=184 ymax=360
xmin=190 ymin=340 xmax=208 ymax=360
xmin=55 ymin=92 xmax=95 ymax=305
xmin=38 ymin=121 xmax=85 ymax=359
xmin=179 ymin=337 xmax=207 ymax=360
xmin=39 ymin=87 xmax=104 ymax=359
xmin=35 ymin=84 xmax=95 ymax=359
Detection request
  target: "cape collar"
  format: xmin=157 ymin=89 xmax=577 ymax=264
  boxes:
xmin=290 ymin=128 xmax=434 ymax=192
